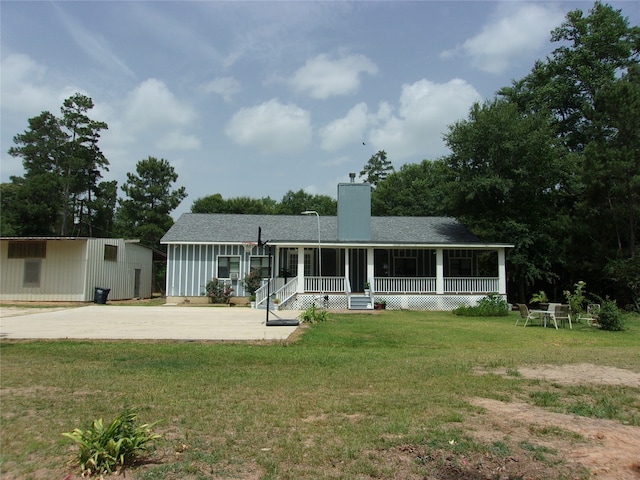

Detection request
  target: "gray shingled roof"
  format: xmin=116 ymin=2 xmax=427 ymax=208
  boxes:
xmin=161 ymin=213 xmax=482 ymax=245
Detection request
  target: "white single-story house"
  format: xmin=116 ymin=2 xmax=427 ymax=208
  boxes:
xmin=161 ymin=182 xmax=512 ymax=310
xmin=0 ymin=237 xmax=153 ymax=302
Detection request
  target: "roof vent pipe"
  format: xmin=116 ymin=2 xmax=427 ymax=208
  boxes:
xmin=349 ymin=172 xmax=356 ymax=183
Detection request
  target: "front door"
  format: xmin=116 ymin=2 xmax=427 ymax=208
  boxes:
xmin=349 ymin=248 xmax=367 ymax=292
xmin=134 ymin=268 xmax=141 ymax=298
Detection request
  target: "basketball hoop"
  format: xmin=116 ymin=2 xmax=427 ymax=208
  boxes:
xmin=242 ymin=241 xmax=257 ymax=254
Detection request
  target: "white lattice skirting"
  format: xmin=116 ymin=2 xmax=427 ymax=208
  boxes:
xmin=286 ymin=294 xmax=494 ymax=311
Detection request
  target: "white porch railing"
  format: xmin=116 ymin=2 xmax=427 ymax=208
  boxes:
xmin=275 ymin=277 xmax=298 ymax=305
xmin=374 ymin=277 xmax=436 ymax=293
xmin=304 ymin=276 xmax=346 ymax=293
xmin=374 ymin=277 xmax=499 ymax=294
xmin=444 ymin=277 xmax=499 ymax=293
xmin=255 ymin=278 xmax=285 ymax=306
xmin=257 ymin=276 xmax=500 ymax=306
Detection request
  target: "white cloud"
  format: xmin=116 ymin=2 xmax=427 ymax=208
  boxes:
xmin=95 ymin=82 xmax=200 ymax=183
xmin=124 ymin=78 xmax=196 ymax=131
xmin=156 ymin=130 xmax=201 ymax=151
xmin=440 ymin=3 xmax=564 ymax=74
xmin=0 ymin=54 xmax=82 ymax=182
xmin=225 ymin=99 xmax=312 ymax=154
xmin=0 ymin=54 xmax=77 ymax=115
xmin=319 ymin=102 xmax=369 ymax=151
xmin=202 ymin=77 xmax=241 ymax=102
xmin=290 ymin=53 xmax=378 ymax=99
xmin=320 ymin=155 xmax=352 ymax=168
xmin=370 ymin=78 xmax=481 ymax=160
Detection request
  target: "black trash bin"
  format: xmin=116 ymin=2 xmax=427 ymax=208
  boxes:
xmin=94 ymin=287 xmax=111 ymax=304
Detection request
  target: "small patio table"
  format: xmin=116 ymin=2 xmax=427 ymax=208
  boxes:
xmin=529 ymin=309 xmax=558 ymax=329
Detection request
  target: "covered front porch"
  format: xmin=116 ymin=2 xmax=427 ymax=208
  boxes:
xmin=256 ymin=245 xmax=507 ymax=311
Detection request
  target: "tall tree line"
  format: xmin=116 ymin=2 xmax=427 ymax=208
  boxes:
xmin=370 ymin=2 xmax=639 ymax=309
xmin=3 ymin=94 xmax=188 ymax=256
xmin=5 ymin=94 xmax=112 ymax=237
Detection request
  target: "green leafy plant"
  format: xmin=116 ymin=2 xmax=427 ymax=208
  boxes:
xmin=298 ymin=304 xmax=328 ymax=323
xmin=241 ymin=267 xmax=263 ymax=299
xmin=564 ymin=281 xmax=587 ymax=315
xmin=453 ymin=293 xmax=509 ymax=317
xmin=205 ymin=278 xmax=233 ymax=304
xmin=593 ymin=296 xmax=625 ymax=331
xmin=62 ymin=408 xmax=162 ymax=476
xmin=529 ymin=290 xmax=548 ymax=304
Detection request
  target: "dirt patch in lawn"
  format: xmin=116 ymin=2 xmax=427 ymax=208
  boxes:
xmin=462 ymin=363 xmax=640 ymax=480
xmin=479 ymin=363 xmax=640 ymax=388
xmin=367 ymin=363 xmax=640 ymax=480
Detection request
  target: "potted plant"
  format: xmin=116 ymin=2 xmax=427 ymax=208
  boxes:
xmin=374 ymin=300 xmax=386 ymax=310
xmin=272 ymin=297 xmax=280 ymax=310
xmin=364 ymin=282 xmax=370 ymax=295
xmin=529 ymin=290 xmax=549 ymax=310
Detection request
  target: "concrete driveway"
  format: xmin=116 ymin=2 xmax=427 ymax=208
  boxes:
xmin=0 ymin=305 xmax=301 ymax=341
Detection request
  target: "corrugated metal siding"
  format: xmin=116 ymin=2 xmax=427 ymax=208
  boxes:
xmin=125 ymin=243 xmax=153 ymax=298
xmin=0 ymin=240 xmax=87 ymax=301
xmin=85 ymin=239 xmax=151 ymax=301
xmin=85 ymin=239 xmax=126 ymax=301
xmin=0 ymin=238 xmax=153 ymax=302
xmin=166 ymin=243 xmax=267 ymax=297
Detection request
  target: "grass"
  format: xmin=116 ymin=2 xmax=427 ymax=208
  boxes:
xmin=1 ymin=310 xmax=639 ymax=479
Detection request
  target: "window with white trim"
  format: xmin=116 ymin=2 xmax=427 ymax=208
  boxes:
xmin=304 ymin=250 xmax=312 ymax=276
xmin=286 ymin=251 xmax=298 ymax=276
xmin=250 ymin=256 xmax=269 ymax=277
xmin=218 ymin=256 xmax=240 ymax=279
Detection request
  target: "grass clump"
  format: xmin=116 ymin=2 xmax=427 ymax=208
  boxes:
xmin=62 ymin=407 xmax=161 ymax=476
xmin=452 ymin=293 xmax=510 ymax=317
xmin=298 ymin=304 xmax=329 ymax=323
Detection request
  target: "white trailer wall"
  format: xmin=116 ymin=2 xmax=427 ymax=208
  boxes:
xmin=0 ymin=238 xmax=153 ymax=302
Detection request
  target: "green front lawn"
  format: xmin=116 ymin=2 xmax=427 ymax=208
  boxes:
xmin=1 ymin=311 xmax=638 ymax=479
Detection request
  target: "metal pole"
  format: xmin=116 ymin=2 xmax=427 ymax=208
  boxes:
xmin=301 ymin=210 xmax=322 ymax=295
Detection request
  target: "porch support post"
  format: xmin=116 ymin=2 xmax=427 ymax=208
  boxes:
xmin=272 ymin=247 xmax=278 ymax=279
xmin=497 ymin=248 xmax=507 ymax=295
xmin=436 ymin=249 xmax=444 ymax=294
xmin=297 ymin=247 xmax=305 ymax=293
xmin=367 ymin=247 xmax=374 ymax=284
xmin=344 ymin=248 xmax=350 ymax=289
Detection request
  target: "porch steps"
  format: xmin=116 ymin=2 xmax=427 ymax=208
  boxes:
xmin=349 ymin=295 xmax=373 ymax=310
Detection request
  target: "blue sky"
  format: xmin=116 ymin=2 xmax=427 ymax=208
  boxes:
xmin=2 ymin=1 xmax=638 ymax=217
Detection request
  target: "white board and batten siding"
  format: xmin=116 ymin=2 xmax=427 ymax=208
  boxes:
xmin=166 ymin=243 xmax=264 ymax=297
xmin=0 ymin=238 xmax=152 ymax=302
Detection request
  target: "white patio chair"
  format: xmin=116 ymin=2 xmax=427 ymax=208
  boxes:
xmin=579 ymin=304 xmax=600 ymax=326
xmin=516 ymin=303 xmax=537 ymax=327
xmin=554 ymin=304 xmax=571 ymax=329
